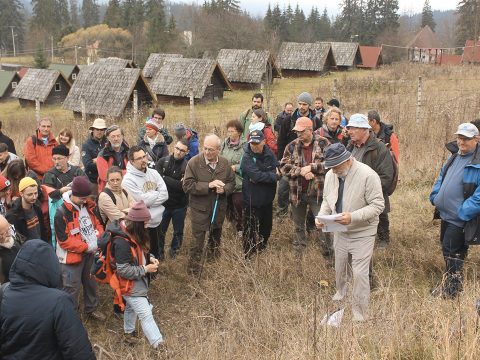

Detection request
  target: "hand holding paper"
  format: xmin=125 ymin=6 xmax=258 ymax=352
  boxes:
xmin=315 ymin=214 xmax=348 ymax=232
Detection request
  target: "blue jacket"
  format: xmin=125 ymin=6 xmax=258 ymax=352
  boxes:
xmin=185 ymin=129 xmax=199 ymax=161
xmin=0 ymin=240 xmax=95 ymax=360
xmin=240 ymin=143 xmax=279 ymax=208
xmin=81 ymin=134 xmax=107 ymax=183
xmin=430 ymin=144 xmax=480 ymax=223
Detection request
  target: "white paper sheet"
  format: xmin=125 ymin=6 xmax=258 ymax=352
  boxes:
xmin=315 ymin=214 xmax=348 ymax=233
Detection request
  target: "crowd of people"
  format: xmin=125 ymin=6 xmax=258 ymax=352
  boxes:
xmin=0 ymin=89 xmax=476 ymax=358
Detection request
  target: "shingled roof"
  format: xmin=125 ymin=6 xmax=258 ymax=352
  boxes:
xmin=48 ymin=64 xmax=80 ymax=79
xmin=149 ymin=58 xmax=232 ymax=98
xmin=277 ymin=42 xmax=334 ymax=71
xmin=12 ymin=68 xmax=69 ymax=102
xmin=0 ymin=71 xmax=20 ymax=98
xmin=96 ymin=57 xmax=137 ymax=68
xmin=216 ymin=49 xmax=281 ymax=84
xmin=329 ymin=42 xmax=362 ymax=67
xmin=407 ymin=25 xmax=441 ymax=49
xmin=63 ymin=65 xmax=155 ymax=117
xmin=358 ymin=46 xmax=383 ymax=68
xmin=143 ymin=53 xmax=183 ymax=78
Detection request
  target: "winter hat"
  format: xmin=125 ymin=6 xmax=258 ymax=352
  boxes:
xmin=125 ymin=200 xmax=151 ymax=222
xmin=249 ymin=121 xmax=265 ymax=132
xmin=0 ymin=175 xmax=11 ymax=191
xmin=249 ymin=130 xmax=265 ymax=144
xmin=19 ymin=177 xmax=37 ymax=193
xmin=455 ymin=123 xmax=479 ymax=138
xmin=52 ymin=144 xmax=69 ymax=157
xmin=346 ymin=114 xmax=371 ymax=129
xmin=327 ymin=99 xmax=340 ymax=108
xmin=173 ymin=123 xmax=187 ymax=137
xmin=71 ymin=176 xmax=92 ymax=197
xmin=89 ymin=118 xmax=107 ymax=130
xmin=297 ymin=92 xmax=313 ymax=106
xmin=145 ymin=120 xmax=160 ymax=132
xmin=324 ymin=143 xmax=352 ymax=169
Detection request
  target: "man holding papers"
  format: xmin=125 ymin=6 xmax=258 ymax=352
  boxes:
xmin=315 ymin=143 xmax=384 ymax=321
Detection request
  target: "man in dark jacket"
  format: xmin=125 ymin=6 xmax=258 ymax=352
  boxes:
xmin=0 ymin=215 xmax=21 ymax=283
xmin=0 ymin=239 xmax=95 ymax=359
xmin=81 ymin=118 xmax=108 ymax=195
xmin=241 ymin=131 xmax=279 ymax=257
xmin=346 ymin=114 xmax=394 ymax=247
xmin=156 ymin=139 xmax=189 ymax=259
xmin=274 ymin=102 xmax=294 ymax=134
xmin=6 ymin=177 xmax=48 ymax=242
xmin=367 ymin=110 xmax=399 ymax=162
xmin=0 ymin=120 xmax=16 ymax=155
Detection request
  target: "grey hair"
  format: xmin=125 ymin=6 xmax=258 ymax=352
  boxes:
xmin=106 ymin=125 xmax=124 ymax=137
xmin=204 ymin=133 xmax=221 ymax=148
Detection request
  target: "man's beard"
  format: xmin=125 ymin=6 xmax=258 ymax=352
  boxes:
xmin=252 ymin=105 xmax=261 ymax=110
xmin=0 ymin=236 xmax=14 ymax=249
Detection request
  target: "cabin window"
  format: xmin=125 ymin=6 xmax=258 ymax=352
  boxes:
xmin=55 ymin=83 xmax=61 ymax=92
xmin=72 ymin=73 xmax=77 ymax=80
xmin=11 ymin=82 xmax=17 ymax=89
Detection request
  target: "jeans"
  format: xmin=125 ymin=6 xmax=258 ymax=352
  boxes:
xmin=276 ymin=176 xmax=290 ymax=215
xmin=290 ymin=194 xmax=321 ymax=252
xmin=124 ymin=295 xmax=164 ymax=347
xmin=159 ymin=206 xmax=187 ymax=258
xmin=243 ymin=203 xmax=273 ymax=256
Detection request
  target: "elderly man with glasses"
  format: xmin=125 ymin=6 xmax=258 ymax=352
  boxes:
xmin=182 ymin=134 xmax=235 ymax=275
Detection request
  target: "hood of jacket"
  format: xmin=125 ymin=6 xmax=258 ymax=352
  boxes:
xmin=446 ymin=140 xmax=459 ymax=154
xmin=223 ymin=137 xmax=245 ymax=151
xmin=186 ymin=129 xmax=198 ymax=140
xmin=62 ymin=190 xmax=95 ymax=213
xmin=9 ymin=239 xmax=61 ymax=288
xmin=379 ymin=122 xmax=394 ymax=137
xmin=126 ymin=161 xmax=148 ymax=178
xmin=105 ymin=219 xmax=130 ymax=239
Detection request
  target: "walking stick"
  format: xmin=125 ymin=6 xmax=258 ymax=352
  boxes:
xmin=197 ymin=194 xmax=220 ymax=282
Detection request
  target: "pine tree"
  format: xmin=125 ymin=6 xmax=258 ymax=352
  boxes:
xmin=31 ymin=0 xmax=58 ymax=37
xmin=456 ymin=0 xmax=480 ymax=47
xmin=306 ymin=7 xmax=320 ymax=41
xmin=70 ymin=0 xmax=80 ymax=29
xmin=82 ymin=0 xmax=99 ymax=28
xmin=104 ymin=0 xmax=122 ymax=28
xmin=145 ymin=0 xmax=167 ymax=52
xmin=335 ymin=0 xmax=363 ymax=41
xmin=0 ymin=0 xmax=25 ymax=52
xmin=421 ymin=0 xmax=436 ymax=31
xmin=34 ymin=44 xmax=49 ymax=68
xmin=318 ymin=7 xmax=331 ymax=40
xmin=122 ymin=0 xmax=145 ymax=31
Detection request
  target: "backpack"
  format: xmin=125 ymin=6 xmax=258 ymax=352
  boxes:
xmin=94 ymin=187 xmax=128 ymax=228
xmin=91 ymin=227 xmax=118 ymax=284
xmin=371 ymin=140 xmax=399 ymax=196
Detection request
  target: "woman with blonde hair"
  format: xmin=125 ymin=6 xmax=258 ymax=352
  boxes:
xmin=56 ymin=128 xmax=81 ymax=167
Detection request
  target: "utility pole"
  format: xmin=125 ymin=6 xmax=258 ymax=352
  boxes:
xmin=74 ymin=45 xmax=78 ymax=65
xmin=51 ymin=36 xmax=54 ymax=62
xmin=9 ymin=26 xmax=16 ymax=57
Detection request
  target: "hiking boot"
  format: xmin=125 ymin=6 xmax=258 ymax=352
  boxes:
xmin=86 ymin=310 xmax=106 ymax=322
xmin=376 ymin=239 xmax=389 ymax=249
xmin=124 ymin=331 xmax=140 ymax=346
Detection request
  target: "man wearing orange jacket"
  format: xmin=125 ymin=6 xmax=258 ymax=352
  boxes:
xmin=54 ymin=176 xmax=105 ymax=321
xmin=23 ymin=118 xmax=58 ymax=180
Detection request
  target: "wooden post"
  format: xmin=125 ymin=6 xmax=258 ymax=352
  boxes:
xmin=74 ymin=45 xmax=78 ymax=65
xmin=81 ymin=96 xmax=86 ymax=123
xmin=333 ymin=78 xmax=338 ymax=99
xmin=189 ymin=88 xmax=195 ymax=125
xmin=35 ymin=98 xmax=40 ymax=122
xmin=416 ymin=76 xmax=422 ymax=124
xmin=133 ymin=90 xmax=138 ymax=122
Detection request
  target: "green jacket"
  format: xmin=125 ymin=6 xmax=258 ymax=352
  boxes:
xmin=220 ymin=138 xmax=246 ymax=193
xmin=239 ymin=107 xmax=273 ymax=139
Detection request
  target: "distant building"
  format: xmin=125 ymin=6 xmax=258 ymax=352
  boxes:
xmin=462 ymin=40 xmax=480 ymax=64
xmin=407 ymin=25 xmax=443 ymax=63
xmin=0 ymin=71 xmax=21 ymax=102
xmin=96 ymin=57 xmax=137 ymax=68
xmin=12 ymin=69 xmax=71 ymax=107
xmin=277 ymin=42 xmax=335 ymax=77
xmin=216 ymin=49 xmax=281 ymax=89
xmin=149 ymin=58 xmax=232 ymax=105
xmin=48 ymin=64 xmax=80 ymax=83
xmin=358 ymin=46 xmax=383 ymax=69
xmin=63 ymin=65 xmax=156 ymax=119
xmin=329 ymin=42 xmax=363 ymax=70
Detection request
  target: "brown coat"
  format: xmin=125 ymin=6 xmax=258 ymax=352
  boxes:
xmin=183 ymin=154 xmax=236 ymax=231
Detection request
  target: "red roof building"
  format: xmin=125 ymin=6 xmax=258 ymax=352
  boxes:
xmin=358 ymin=46 xmax=383 ymax=68
xmin=407 ymin=25 xmax=443 ymax=63
xmin=437 ymin=54 xmax=462 ymax=66
xmin=462 ymin=40 xmax=480 ymax=63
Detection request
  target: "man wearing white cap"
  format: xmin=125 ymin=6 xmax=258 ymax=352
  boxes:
xmin=316 ymin=143 xmax=384 ymax=321
xmin=346 ymin=114 xmax=394 ymax=248
xmin=430 ymin=122 xmax=480 ymax=299
xmin=81 ymin=118 xmax=108 ymax=195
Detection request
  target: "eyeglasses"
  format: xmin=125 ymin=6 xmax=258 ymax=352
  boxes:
xmin=133 ymin=154 xmax=148 ymax=161
xmin=175 ymin=146 xmax=188 ymax=153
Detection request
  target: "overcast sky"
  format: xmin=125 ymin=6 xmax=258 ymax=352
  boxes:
xmin=188 ymin=0 xmax=456 ymax=17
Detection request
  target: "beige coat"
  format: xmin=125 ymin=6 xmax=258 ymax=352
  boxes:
xmin=319 ymin=159 xmax=384 ymax=238
xmin=98 ymin=184 xmax=135 ymax=223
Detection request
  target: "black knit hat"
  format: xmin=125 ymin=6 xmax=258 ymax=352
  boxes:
xmin=52 ymin=144 xmax=69 ymax=157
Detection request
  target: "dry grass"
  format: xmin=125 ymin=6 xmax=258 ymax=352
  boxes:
xmin=2 ymin=63 xmax=480 ymax=359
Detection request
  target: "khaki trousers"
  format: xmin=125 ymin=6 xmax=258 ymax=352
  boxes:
xmin=332 ymin=233 xmax=375 ymax=321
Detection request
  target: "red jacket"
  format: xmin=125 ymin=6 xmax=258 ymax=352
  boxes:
xmin=23 ymin=130 xmax=58 ymax=180
xmin=96 ymin=143 xmax=129 ymax=192
xmin=54 ymin=197 xmax=103 ymax=264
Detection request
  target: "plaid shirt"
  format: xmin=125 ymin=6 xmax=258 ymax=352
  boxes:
xmin=280 ymin=135 xmax=329 ymax=206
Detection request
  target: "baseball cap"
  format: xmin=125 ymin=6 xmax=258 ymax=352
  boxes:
xmin=455 ymin=123 xmax=479 ymax=138
xmin=249 ymin=130 xmax=265 ymax=144
xmin=346 ymin=114 xmax=371 ymax=129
